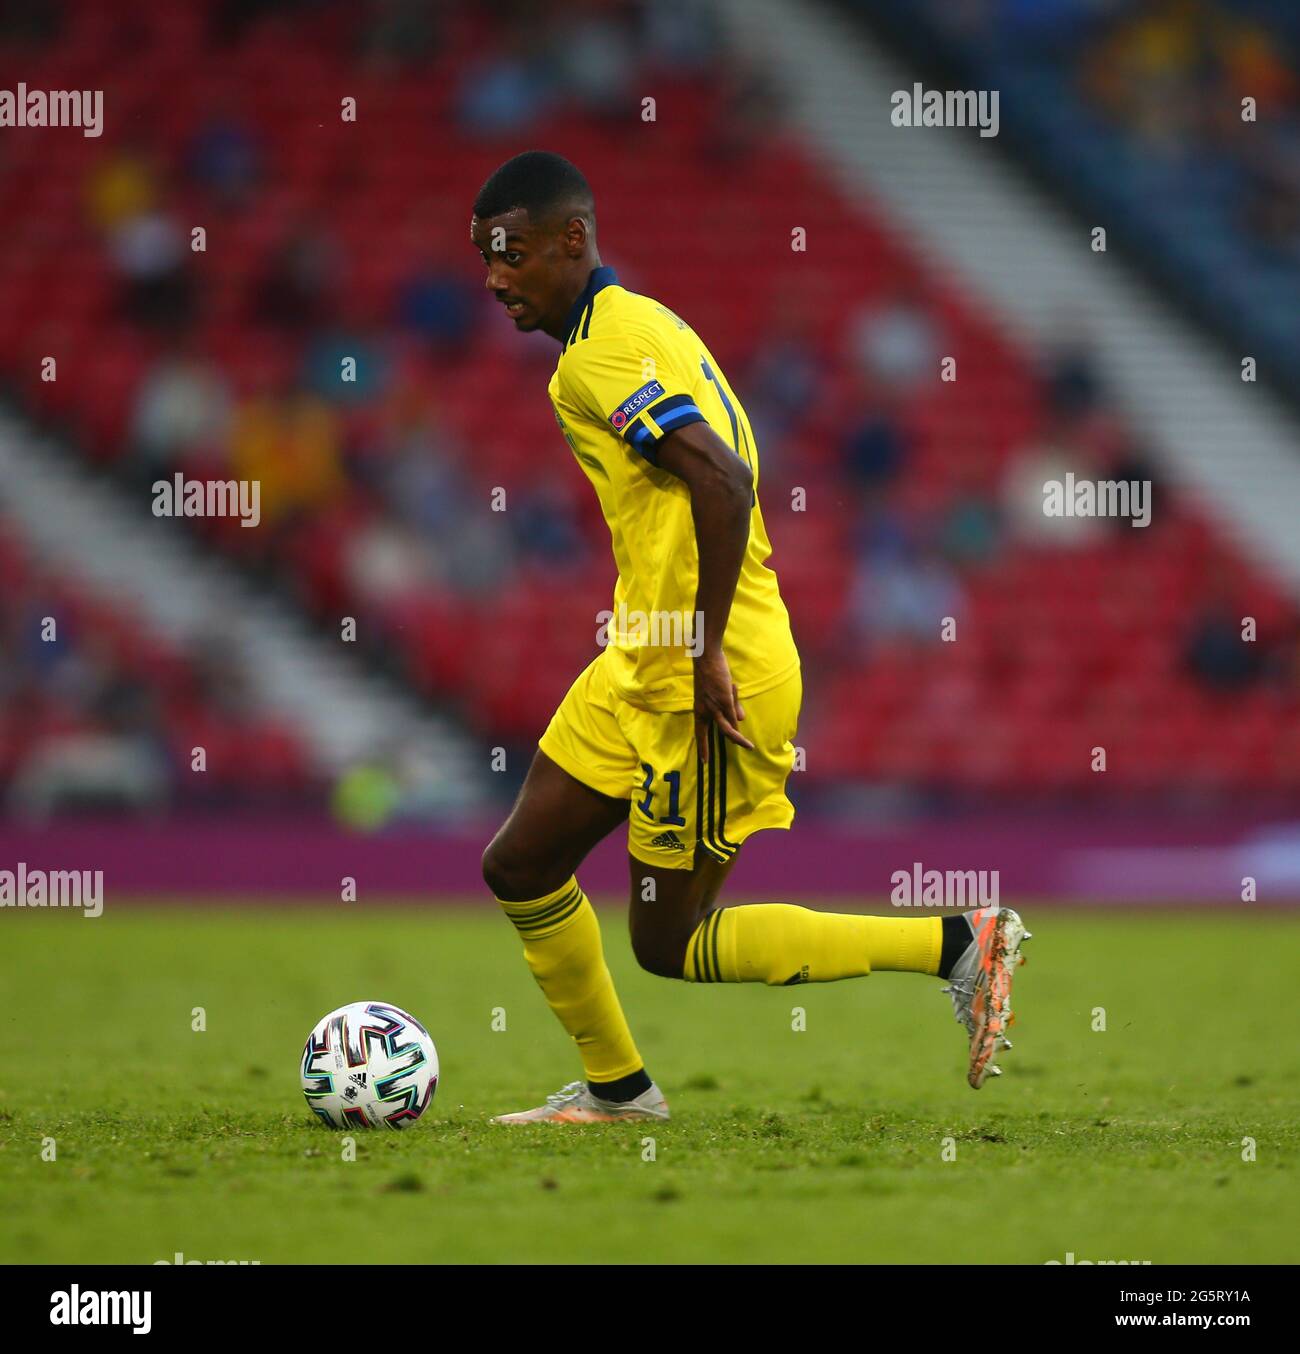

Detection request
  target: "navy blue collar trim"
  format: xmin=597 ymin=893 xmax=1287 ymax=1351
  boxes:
xmin=561 ymin=266 xmax=618 ymax=349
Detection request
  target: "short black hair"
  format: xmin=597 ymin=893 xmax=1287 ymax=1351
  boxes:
xmin=472 ymin=151 xmax=594 ymax=228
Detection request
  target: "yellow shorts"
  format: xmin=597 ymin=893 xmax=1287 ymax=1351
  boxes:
xmin=539 ymin=654 xmax=802 ymax=871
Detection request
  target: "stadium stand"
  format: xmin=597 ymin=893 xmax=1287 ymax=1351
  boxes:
xmin=863 ymin=0 xmax=1300 ymax=407
xmin=1 ymin=0 xmax=1296 ymax=809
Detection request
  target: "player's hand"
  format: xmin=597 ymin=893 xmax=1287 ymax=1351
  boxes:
xmin=694 ymin=647 xmax=754 ymax=763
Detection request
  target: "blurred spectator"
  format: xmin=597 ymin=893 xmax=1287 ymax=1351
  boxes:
xmin=1104 ymin=436 xmax=1164 ymax=535
xmin=332 ymin=737 xmax=462 ymax=830
xmin=190 ymin=623 xmax=260 ymax=718
xmin=383 ymin=441 xmax=468 ymax=536
xmin=86 ymin=146 xmax=157 ymax=233
xmin=1082 ymin=0 xmax=1211 ymax=155
xmin=847 ymin=498 xmax=964 ymax=645
xmin=1002 ymin=416 xmax=1106 ymax=546
xmin=394 ymin=261 xmax=476 ymax=351
xmin=841 ymin=382 xmax=909 ymax=491
xmin=361 ymin=400 xmax=514 ymax=592
xmin=707 ymin=61 xmax=784 ymax=163
xmin=109 ymin=209 xmax=196 ymax=330
xmin=230 ymin=384 xmax=345 ymax=530
xmin=455 ymin=34 xmax=552 ymax=135
xmin=10 ymin=573 xmax=70 ymax=681
xmin=854 ymin=496 xmax=912 ymax=564
xmin=939 ymin=473 xmax=1002 ymax=567
xmin=644 ymin=0 xmax=724 ymax=74
xmin=548 ymin=1 xmax=639 ymax=119
xmin=253 ymin=224 xmax=342 ymax=331
xmin=1240 ymin=130 xmax=1300 ymax=259
xmin=343 ymin=519 xmax=437 ymax=611
xmin=8 ymin=728 xmax=169 ymax=817
xmin=744 ymin=294 xmax=821 ymax=467
xmin=1043 ymin=329 xmax=1104 ymax=421
xmin=129 ymin=344 xmax=233 ymax=484
xmin=512 ymin=482 xmax=589 ymax=566
xmin=85 ymin=142 xmax=196 ymax=331
xmin=850 ymin=549 xmax=964 ymax=646
xmin=1185 ymin=599 xmax=1263 ymax=690
xmin=0 ymin=570 xmax=171 ymax=817
xmin=332 ymin=760 xmax=401 ymax=831
xmin=303 ymin=324 xmax=392 ymax=405
xmin=187 ymin=106 xmax=262 ymax=210
xmin=850 ymin=284 xmax=941 ymax=392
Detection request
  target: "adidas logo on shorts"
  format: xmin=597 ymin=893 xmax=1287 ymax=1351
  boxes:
xmin=649 ymin=830 xmax=686 ymax=852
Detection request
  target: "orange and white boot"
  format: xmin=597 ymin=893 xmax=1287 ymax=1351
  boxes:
xmin=941 ymin=905 xmax=1031 ymax=1089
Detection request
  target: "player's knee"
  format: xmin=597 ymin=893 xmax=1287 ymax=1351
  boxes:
xmin=481 ymin=837 xmax=535 ymax=901
xmin=630 ymin=925 xmax=689 ymax=981
xmin=482 ymin=831 xmax=575 ymax=903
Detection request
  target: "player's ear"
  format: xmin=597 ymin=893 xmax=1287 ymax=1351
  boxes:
xmin=563 ymin=213 xmax=590 ymax=258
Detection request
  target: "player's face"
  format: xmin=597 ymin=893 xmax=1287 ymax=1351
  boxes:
xmin=470 ymin=209 xmax=571 ymax=335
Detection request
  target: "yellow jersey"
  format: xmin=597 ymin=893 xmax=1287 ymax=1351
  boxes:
xmin=547 ymin=266 xmax=799 ymax=712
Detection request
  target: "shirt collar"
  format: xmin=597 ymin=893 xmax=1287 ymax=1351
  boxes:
xmin=561 ymin=265 xmax=618 ymax=346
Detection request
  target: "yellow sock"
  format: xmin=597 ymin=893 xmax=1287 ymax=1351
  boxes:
xmin=497 ymin=877 xmax=644 ymax=1081
xmin=684 ymin=904 xmax=941 ymax=984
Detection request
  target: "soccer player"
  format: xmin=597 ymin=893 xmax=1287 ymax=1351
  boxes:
xmin=470 ymin=151 xmax=1029 ymax=1122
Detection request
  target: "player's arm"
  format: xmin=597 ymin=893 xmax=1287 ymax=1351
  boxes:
xmin=657 ymin=423 xmax=756 ymax=762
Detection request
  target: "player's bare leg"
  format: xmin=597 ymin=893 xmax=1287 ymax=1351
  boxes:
xmin=627 ymin=852 xmax=736 ymax=980
xmin=481 ymin=750 xmax=628 ymax=903
xmin=484 ymin=752 xmax=670 ymax=1124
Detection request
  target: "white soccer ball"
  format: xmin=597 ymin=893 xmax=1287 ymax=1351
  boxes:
xmin=300 ymin=1001 xmax=439 ymax=1130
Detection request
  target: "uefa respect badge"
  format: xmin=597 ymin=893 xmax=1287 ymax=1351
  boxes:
xmin=609 ymin=380 xmax=664 ymax=431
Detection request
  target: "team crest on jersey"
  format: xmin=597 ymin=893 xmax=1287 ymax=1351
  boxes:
xmin=609 ymin=380 xmax=664 ymax=430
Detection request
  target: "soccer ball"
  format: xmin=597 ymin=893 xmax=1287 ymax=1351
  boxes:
xmin=300 ymin=1001 xmax=438 ymax=1130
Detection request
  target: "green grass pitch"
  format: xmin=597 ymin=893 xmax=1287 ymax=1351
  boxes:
xmin=1 ymin=904 xmax=1297 ymax=1265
